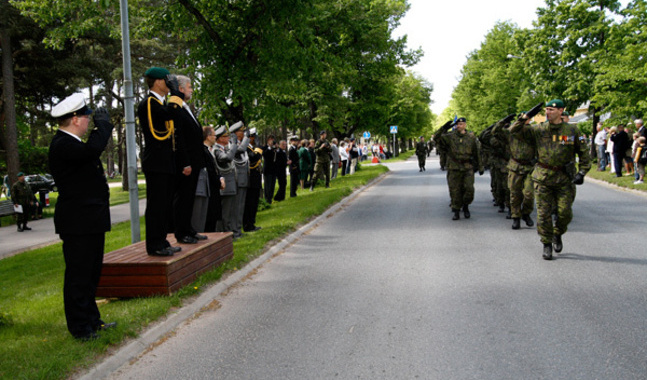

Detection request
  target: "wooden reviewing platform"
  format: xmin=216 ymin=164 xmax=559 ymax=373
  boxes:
xmin=96 ymin=232 xmax=234 ymax=298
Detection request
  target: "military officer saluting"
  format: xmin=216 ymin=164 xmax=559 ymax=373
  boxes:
xmin=510 ymin=99 xmax=591 ymax=260
xmin=434 ymin=118 xmax=484 ymax=220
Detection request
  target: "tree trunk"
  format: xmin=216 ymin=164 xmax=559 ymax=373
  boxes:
xmin=1 ymin=28 xmax=20 ymax=184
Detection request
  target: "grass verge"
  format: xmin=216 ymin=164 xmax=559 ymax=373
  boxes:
xmin=587 ymin=166 xmax=646 ymax=192
xmin=0 ymin=164 xmax=388 ymax=380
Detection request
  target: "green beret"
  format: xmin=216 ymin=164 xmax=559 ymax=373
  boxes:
xmin=17 ymin=171 xmax=24 ymax=177
xmin=144 ymin=67 xmax=170 ymax=79
xmin=546 ymin=99 xmax=565 ymax=108
xmin=562 ymin=110 xmax=570 ymax=116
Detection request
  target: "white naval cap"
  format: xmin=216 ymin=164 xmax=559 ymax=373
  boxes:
xmin=249 ymin=127 xmax=257 ymax=137
xmin=51 ymin=93 xmax=93 ymax=120
xmin=229 ymin=121 xmax=245 ymax=133
xmin=214 ymin=125 xmax=229 ymax=138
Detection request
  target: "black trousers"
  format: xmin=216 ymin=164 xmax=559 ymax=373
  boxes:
xmin=61 ymin=232 xmax=105 ymax=338
xmin=289 ymin=169 xmax=299 ymax=197
xmin=243 ymin=187 xmax=261 ymax=231
xmin=274 ymin=173 xmax=286 ymax=201
xmin=174 ymin=169 xmax=199 ymax=239
xmin=144 ymin=172 xmax=176 ymax=253
xmin=264 ymin=173 xmax=276 ymax=203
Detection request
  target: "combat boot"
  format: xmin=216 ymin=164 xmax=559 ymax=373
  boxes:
xmin=462 ymin=205 xmax=470 ymax=219
xmin=505 ymin=208 xmax=512 ymax=219
xmin=522 ymin=214 xmax=534 ymax=227
xmin=511 ymin=218 xmax=520 ymax=230
xmin=452 ymin=209 xmax=460 ymax=220
xmin=498 ymin=204 xmax=505 ymax=213
xmin=553 ymin=234 xmax=563 ymax=253
xmin=542 ymin=243 xmax=553 ymax=260
xmin=17 ymin=223 xmax=24 ymax=232
xmin=23 ymin=224 xmax=32 ymax=231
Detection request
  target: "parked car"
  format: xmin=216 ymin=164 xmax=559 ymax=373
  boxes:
xmin=25 ymin=174 xmax=57 ymax=193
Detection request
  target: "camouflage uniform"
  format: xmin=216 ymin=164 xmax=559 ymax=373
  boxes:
xmin=510 ymin=119 xmax=591 ymax=244
xmin=478 ymin=128 xmax=497 ymax=203
xmin=500 ymin=119 xmax=536 ymax=219
xmin=434 ymin=128 xmax=483 ymax=212
xmin=415 ymin=140 xmax=428 ymax=170
xmin=489 ymin=125 xmax=511 ymax=213
xmin=311 ymin=138 xmax=332 ymax=188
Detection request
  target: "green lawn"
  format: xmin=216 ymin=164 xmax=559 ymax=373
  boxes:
xmin=0 ymin=164 xmax=388 ymax=380
xmin=587 ymin=165 xmax=646 ymax=191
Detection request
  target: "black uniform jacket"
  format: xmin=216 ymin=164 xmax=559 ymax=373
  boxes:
xmin=137 ymin=92 xmax=181 ymax=174
xmin=174 ymin=106 xmax=205 ymax=172
xmin=248 ymin=145 xmax=263 ymax=189
xmin=288 ymin=145 xmax=300 ymax=173
xmin=49 ymin=121 xmax=113 ymax=235
xmin=275 ymin=148 xmax=288 ymax=177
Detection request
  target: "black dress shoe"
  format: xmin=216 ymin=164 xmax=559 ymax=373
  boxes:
xmin=462 ymin=205 xmax=470 ymax=219
xmin=77 ymin=332 xmax=100 ymax=342
xmin=512 ymin=218 xmax=521 ymax=230
xmin=553 ymin=234 xmax=563 ymax=253
xmin=168 ymin=246 xmax=182 ymax=253
xmin=522 ymin=214 xmax=534 ymax=227
xmin=149 ymin=247 xmax=174 ymax=257
xmin=543 ymin=244 xmax=553 ymax=260
xmin=96 ymin=322 xmax=117 ymax=331
xmin=193 ymin=233 xmax=207 ymax=240
xmin=178 ymin=236 xmax=198 ymax=244
xmin=452 ymin=210 xmax=460 ymax=221
xmin=23 ymin=225 xmax=32 ymax=231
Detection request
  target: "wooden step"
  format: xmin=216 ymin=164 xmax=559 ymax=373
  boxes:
xmin=96 ymin=232 xmax=234 ymax=298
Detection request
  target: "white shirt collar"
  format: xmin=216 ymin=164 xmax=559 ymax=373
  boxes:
xmin=60 ymin=129 xmax=83 ymax=142
xmin=150 ymin=91 xmax=166 ymax=104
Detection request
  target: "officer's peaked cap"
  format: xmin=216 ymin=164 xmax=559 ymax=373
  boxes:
xmin=51 ymin=93 xmax=93 ymax=120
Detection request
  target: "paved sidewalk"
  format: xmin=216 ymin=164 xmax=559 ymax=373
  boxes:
xmin=0 ymin=198 xmax=146 ymax=260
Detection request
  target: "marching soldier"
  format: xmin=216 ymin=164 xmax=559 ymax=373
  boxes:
xmin=434 ymin=118 xmax=484 ymax=220
xmin=510 ymin=100 xmax=591 ymax=260
xmin=415 ymin=136 xmax=428 ymax=171
xmin=490 ymin=120 xmax=512 ymax=218
xmin=310 ymin=131 xmax=332 ymax=190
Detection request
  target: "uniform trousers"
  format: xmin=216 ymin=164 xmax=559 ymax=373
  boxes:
xmin=243 ymin=187 xmax=261 ymax=231
xmin=144 ymin=172 xmax=176 ymax=253
xmin=289 ymin=170 xmax=299 ymax=197
xmin=174 ymin=170 xmax=199 ymax=239
xmin=447 ymin=169 xmax=475 ymax=210
xmin=534 ymin=181 xmax=575 ymax=244
xmin=218 ymin=194 xmax=237 ymax=233
xmin=61 ymin=232 xmax=105 ymax=338
xmin=508 ymin=169 xmax=534 ymax=218
xmin=493 ymin=167 xmax=510 ymax=208
xmin=312 ymin=161 xmax=330 ymax=186
xmin=417 ymin=154 xmax=426 ymax=169
xmin=191 ymin=195 xmax=209 ymax=233
xmin=16 ymin=203 xmax=31 ymax=225
xmin=234 ymin=187 xmax=247 ymax=236
xmin=274 ymin=173 xmax=286 ymax=201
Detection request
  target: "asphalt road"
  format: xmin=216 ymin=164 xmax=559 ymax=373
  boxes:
xmin=107 ymin=155 xmax=647 ymax=380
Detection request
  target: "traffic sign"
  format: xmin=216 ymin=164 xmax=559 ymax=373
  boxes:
xmin=390 ymin=125 xmax=398 ymax=134
xmin=363 ymin=131 xmax=371 ymax=139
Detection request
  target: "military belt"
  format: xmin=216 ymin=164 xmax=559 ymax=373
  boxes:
xmin=512 ymin=157 xmax=533 ymax=166
xmin=536 ymin=162 xmax=564 ymax=172
xmin=450 ymin=157 xmax=472 ymax=165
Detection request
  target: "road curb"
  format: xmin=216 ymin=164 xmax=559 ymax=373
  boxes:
xmin=78 ymin=170 xmax=390 ymax=380
xmin=587 ymin=176 xmax=647 ymax=199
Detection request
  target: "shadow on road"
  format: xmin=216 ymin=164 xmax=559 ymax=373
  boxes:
xmin=556 ymin=253 xmax=647 ymax=266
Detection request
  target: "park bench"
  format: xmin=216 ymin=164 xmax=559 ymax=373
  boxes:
xmin=96 ymin=232 xmax=234 ymax=298
xmin=0 ymin=200 xmax=16 ymax=226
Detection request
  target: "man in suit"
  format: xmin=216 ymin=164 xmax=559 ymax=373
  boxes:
xmin=49 ymin=93 xmax=115 ymax=341
xmin=243 ymin=128 xmax=263 ymax=232
xmin=172 ymin=75 xmax=207 ymax=244
xmin=274 ymin=140 xmax=288 ymax=201
xmin=288 ymin=135 xmax=300 ymax=197
xmin=636 ymin=119 xmax=646 ymax=139
xmin=138 ymin=67 xmax=184 ymax=256
xmin=262 ymin=135 xmax=277 ymax=203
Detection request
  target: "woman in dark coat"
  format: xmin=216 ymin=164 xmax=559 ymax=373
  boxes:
xmin=298 ymin=139 xmax=312 ymax=189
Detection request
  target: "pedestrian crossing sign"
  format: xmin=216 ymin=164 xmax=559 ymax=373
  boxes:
xmin=390 ymin=125 xmax=398 ymax=134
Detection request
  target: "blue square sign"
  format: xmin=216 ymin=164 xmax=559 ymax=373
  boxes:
xmin=390 ymin=125 xmax=398 ymax=134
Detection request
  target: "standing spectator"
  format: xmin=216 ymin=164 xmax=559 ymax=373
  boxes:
xmin=243 ymin=128 xmax=263 ymax=232
xmin=274 ymin=140 xmax=288 ymax=201
xmin=594 ymin=123 xmax=608 ymax=171
xmin=213 ymin=126 xmax=238 ymax=236
xmin=339 ymin=141 xmax=349 ymax=176
xmin=298 ymin=139 xmax=311 ymax=189
xmin=192 ymin=126 xmax=222 ymax=233
xmin=230 ymin=122 xmax=250 ymax=238
xmin=308 ymin=139 xmax=316 ymax=184
xmin=49 ymin=93 xmax=115 ymax=340
xmin=634 ymin=136 xmax=646 ymax=184
xmin=631 ymin=132 xmax=641 ymax=182
xmin=2 ymin=174 xmax=10 ymax=199
xmin=330 ymin=138 xmax=341 ymax=179
xmin=348 ymin=138 xmax=359 ymax=174
xmin=262 ymin=135 xmax=277 ymax=204
xmin=11 ymin=172 xmax=33 ymax=232
xmin=288 ymin=136 xmax=300 ymax=198
xmin=636 ymin=119 xmax=646 ymax=139
xmin=610 ymin=125 xmax=630 ymax=177
xmin=607 ymin=126 xmax=616 ymax=174
xmin=173 ymin=75 xmax=206 ymax=245
xmin=202 ymin=126 xmax=224 ymax=233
